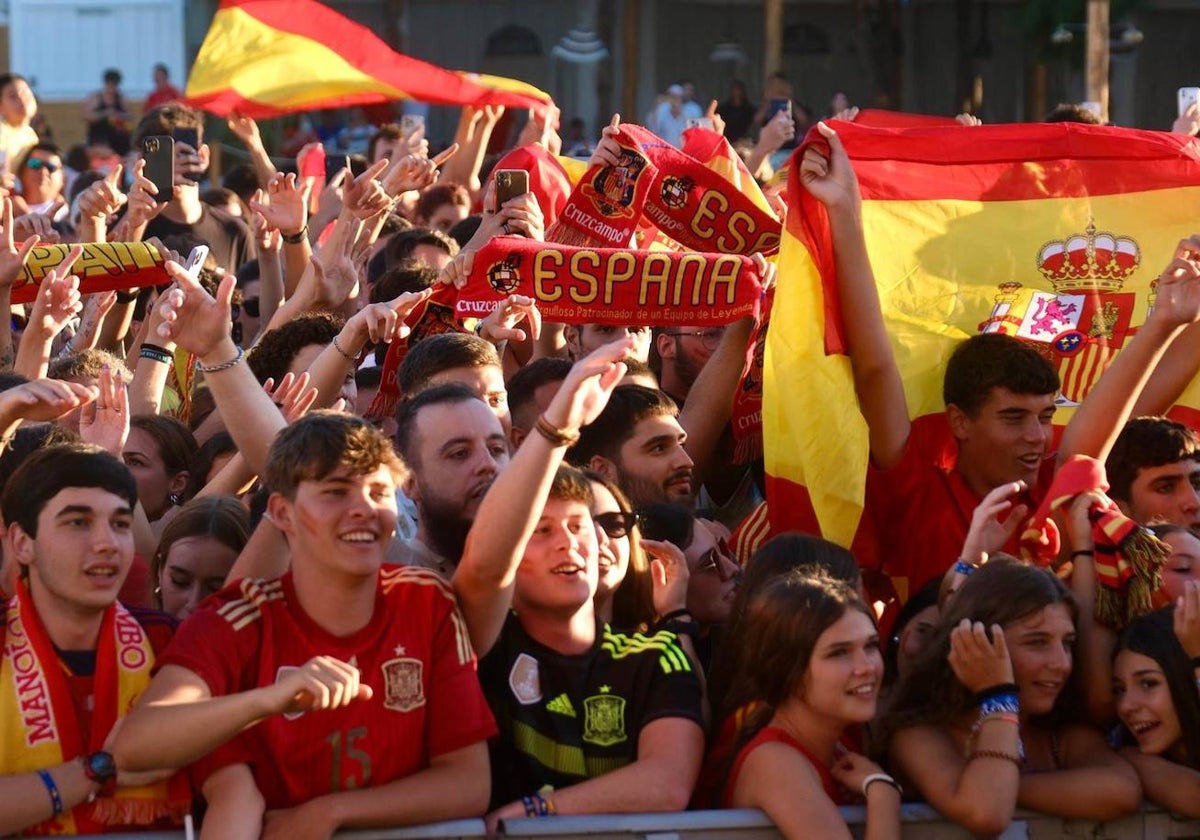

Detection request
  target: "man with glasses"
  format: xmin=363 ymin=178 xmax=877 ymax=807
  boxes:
xmin=13 ymin=144 xmax=67 ymax=222
xmin=651 ymin=325 xmax=725 ymax=406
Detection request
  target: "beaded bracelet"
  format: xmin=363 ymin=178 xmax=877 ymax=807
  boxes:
xmin=37 ymin=769 xmax=63 ymax=817
xmin=197 ymin=345 xmax=245 ymax=374
xmin=331 ymin=334 xmax=357 ymax=364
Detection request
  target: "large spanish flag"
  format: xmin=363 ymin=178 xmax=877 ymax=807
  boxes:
xmin=765 ymin=122 xmax=1200 ymax=548
xmin=186 ymin=0 xmax=552 ymax=118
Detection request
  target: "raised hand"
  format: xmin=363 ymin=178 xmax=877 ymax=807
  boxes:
xmin=1148 ymin=236 xmax=1200 ymax=328
xmin=12 ymin=212 xmax=58 ymax=245
xmin=542 ymin=337 xmax=631 ymax=433
xmin=643 ymin=537 xmax=689 ymax=618
xmin=382 ymin=144 xmax=457 ymax=196
xmin=262 ymin=371 xmax=319 ymax=424
xmin=799 ymin=121 xmax=861 ymax=212
xmin=476 ymin=294 xmax=541 ymax=345
xmin=307 ymin=224 xmax=360 ymax=307
xmin=26 ymin=246 xmax=84 ymax=341
xmin=250 ymin=172 xmax=310 ymax=238
xmin=344 ymin=288 xmax=435 ymax=346
xmin=77 ymin=166 xmax=126 ymax=221
xmin=961 ymin=481 xmax=1029 ymax=564
xmin=1173 ymin=102 xmax=1200 ymax=138
xmin=79 ymin=364 xmax=130 ymax=454
xmin=0 ymin=378 xmax=97 ymax=426
xmin=155 ymin=259 xmax=236 ymax=361
xmin=227 ymin=112 xmax=262 ymax=147
xmin=496 ymin=191 xmax=544 ymax=241
xmin=759 ymin=109 xmax=796 ymax=153
xmin=948 ymin=619 xmax=1014 ymax=692
xmin=704 ymin=100 xmax=726 ymax=136
xmin=590 ymin=114 xmax=622 ymax=168
xmin=343 ymin=158 xmax=392 ymax=220
xmin=0 ymin=197 xmax=39 ymax=290
xmin=1174 ymin=579 xmax=1200 ymax=658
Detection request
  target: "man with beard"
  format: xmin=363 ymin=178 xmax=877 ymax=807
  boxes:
xmin=393 ymin=385 xmax=509 ymax=577
xmin=568 ymin=385 xmax=694 ymax=509
xmin=650 ymin=325 xmax=725 ymax=406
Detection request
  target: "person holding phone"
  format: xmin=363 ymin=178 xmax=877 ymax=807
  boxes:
xmin=135 ymin=104 xmax=256 ymax=274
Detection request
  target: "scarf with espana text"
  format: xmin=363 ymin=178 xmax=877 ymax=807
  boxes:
xmin=551 ymin=124 xmax=780 ymax=256
xmin=13 ymin=243 xmax=169 ymax=305
xmin=0 ymin=581 xmax=189 ymax=834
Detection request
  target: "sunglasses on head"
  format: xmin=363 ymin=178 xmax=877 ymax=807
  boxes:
xmin=594 ymin=511 xmax=639 ymax=540
xmin=26 ymin=158 xmax=60 ymax=173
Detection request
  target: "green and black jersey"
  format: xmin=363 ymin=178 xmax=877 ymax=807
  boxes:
xmin=480 ymin=612 xmax=704 ymax=808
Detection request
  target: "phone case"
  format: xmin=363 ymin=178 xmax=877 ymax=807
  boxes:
xmin=141 ymin=136 xmax=174 ymax=202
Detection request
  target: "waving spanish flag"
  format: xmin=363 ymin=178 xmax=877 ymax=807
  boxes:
xmin=764 ymin=122 xmax=1200 ymax=549
xmin=186 ymin=0 xmax=552 ymax=118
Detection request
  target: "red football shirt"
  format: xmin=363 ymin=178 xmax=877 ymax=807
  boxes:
xmin=864 ymin=414 xmax=1056 ymax=594
xmin=158 ymin=567 xmax=496 ymax=810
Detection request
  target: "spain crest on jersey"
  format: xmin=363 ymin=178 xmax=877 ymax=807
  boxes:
xmin=582 ymin=691 xmax=627 ymax=747
xmin=977 ymin=222 xmax=1141 ymax=406
xmin=381 ymin=656 xmax=425 ymax=713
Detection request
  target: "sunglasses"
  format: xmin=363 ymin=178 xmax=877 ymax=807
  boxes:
xmin=695 ymin=537 xmax=740 ymax=581
xmin=594 ymin=511 xmax=639 ymax=540
xmin=26 ymin=158 xmax=61 ymax=173
xmin=230 ymin=298 xmax=260 ymax=320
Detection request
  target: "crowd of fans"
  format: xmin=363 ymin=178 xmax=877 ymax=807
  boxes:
xmin=2 ymin=56 xmax=1200 ymax=840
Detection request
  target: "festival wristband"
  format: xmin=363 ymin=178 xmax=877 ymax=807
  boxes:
xmin=13 ymin=242 xmax=169 ymax=305
xmin=953 ymin=559 xmax=976 ymax=576
xmin=978 ymin=692 xmax=1020 ymax=718
xmin=456 ymin=238 xmax=764 ymax=326
xmin=36 ymin=769 xmax=63 ymax=817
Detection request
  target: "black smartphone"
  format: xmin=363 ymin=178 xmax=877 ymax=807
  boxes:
xmin=172 ymin=127 xmax=200 ymax=152
xmin=141 ymin=136 xmax=174 ymax=203
xmin=767 ymin=98 xmax=793 ymax=122
xmin=494 ymin=169 xmax=530 ymax=207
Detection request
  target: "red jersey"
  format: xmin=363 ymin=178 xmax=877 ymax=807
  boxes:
xmin=157 ymin=566 xmax=496 ymax=810
xmin=722 ymin=725 xmax=848 ymax=808
xmin=864 ymin=414 xmax=1056 ymax=593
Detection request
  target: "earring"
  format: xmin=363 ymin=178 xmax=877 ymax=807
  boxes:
xmin=169 ymin=493 xmax=183 ymax=506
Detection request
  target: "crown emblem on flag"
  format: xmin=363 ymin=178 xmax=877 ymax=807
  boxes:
xmin=1036 ymin=222 xmax=1140 ymax=293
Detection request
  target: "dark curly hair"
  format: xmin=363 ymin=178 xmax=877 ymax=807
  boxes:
xmin=247 ymin=312 xmax=344 ymax=385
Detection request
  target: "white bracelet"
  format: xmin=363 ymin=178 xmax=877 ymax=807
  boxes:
xmin=861 ymin=772 xmax=902 ymax=798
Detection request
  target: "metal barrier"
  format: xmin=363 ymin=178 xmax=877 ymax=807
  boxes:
xmin=61 ymin=806 xmax=1200 ymax=839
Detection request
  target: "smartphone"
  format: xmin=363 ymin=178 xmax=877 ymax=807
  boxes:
xmin=172 ymin=127 xmax=200 ymax=152
xmin=298 ymin=143 xmax=326 ymax=180
xmin=183 ymin=244 xmax=209 ymax=277
xmin=400 ymin=114 xmax=424 ymax=136
xmin=141 ymin=136 xmax=174 ymax=203
xmin=686 ymin=118 xmax=715 ymax=131
xmin=767 ymin=98 xmax=793 ymax=122
xmin=494 ymin=169 xmax=530 ymax=207
xmin=1179 ymin=87 xmax=1200 ymax=118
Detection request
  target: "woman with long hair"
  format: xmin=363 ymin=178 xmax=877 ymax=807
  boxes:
xmin=1113 ymin=597 xmax=1200 ymax=815
xmin=884 ymin=556 xmax=1140 ymax=836
xmin=721 ymin=571 xmax=899 ymax=840
xmin=585 ymin=470 xmax=656 ymax=628
xmin=151 ymin=495 xmax=249 ymax=620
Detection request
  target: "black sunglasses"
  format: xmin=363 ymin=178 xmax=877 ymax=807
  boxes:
xmin=594 ymin=511 xmax=639 ymax=540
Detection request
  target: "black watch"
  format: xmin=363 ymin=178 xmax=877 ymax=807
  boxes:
xmin=83 ymin=750 xmax=117 ymax=798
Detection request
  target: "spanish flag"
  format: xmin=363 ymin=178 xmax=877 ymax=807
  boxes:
xmin=764 ymin=122 xmax=1200 ymax=550
xmin=186 ymin=0 xmax=553 ymax=118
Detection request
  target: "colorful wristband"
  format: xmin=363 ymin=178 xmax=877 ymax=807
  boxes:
xmin=953 ymin=559 xmax=976 ymax=576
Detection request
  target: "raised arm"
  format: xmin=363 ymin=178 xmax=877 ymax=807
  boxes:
xmin=227 ymin=114 xmax=278 ymax=187
xmin=13 ymin=246 xmax=83 ymax=380
xmin=0 ymin=197 xmax=38 ymax=370
xmin=799 ymin=123 xmax=910 ymax=468
xmin=452 ymin=339 xmax=630 ymax=657
xmin=1059 ymin=236 xmax=1200 ymax=464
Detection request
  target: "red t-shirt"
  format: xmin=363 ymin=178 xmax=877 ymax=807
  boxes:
xmin=143 ymin=86 xmax=182 ymax=112
xmin=722 ymin=725 xmax=846 ymax=808
xmin=157 ymin=567 xmax=497 ymax=810
xmin=864 ymin=414 xmax=1056 ymax=593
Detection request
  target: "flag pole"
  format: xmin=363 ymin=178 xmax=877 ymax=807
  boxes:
xmin=1086 ymin=0 xmax=1110 ymax=122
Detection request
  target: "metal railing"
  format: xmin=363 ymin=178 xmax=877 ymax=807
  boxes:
xmin=63 ymin=805 xmax=1200 ymax=839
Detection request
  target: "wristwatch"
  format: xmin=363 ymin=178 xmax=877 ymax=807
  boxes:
xmin=83 ymin=751 xmax=118 ymax=798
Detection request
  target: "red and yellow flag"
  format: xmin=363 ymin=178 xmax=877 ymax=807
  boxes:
xmin=185 ymin=0 xmax=552 ymax=118
xmin=765 ymin=122 xmax=1200 ymax=548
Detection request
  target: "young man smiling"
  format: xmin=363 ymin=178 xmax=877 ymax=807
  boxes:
xmin=454 ymin=340 xmax=704 ymax=829
xmin=0 ymin=444 xmax=183 ymax=835
xmin=112 ymin=262 xmax=495 ymax=837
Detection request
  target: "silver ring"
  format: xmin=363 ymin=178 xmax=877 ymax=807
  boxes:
xmin=503 ymin=222 xmax=512 ymax=235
